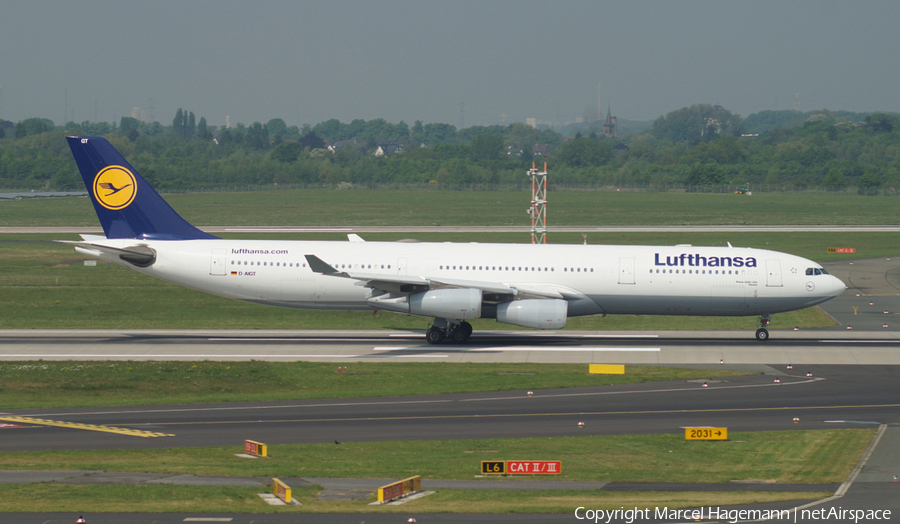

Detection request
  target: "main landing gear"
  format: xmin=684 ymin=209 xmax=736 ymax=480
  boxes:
xmin=426 ymin=319 xmax=473 ymax=344
xmin=755 ymin=314 xmax=771 ymax=342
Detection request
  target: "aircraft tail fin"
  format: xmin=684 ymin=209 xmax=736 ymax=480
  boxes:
xmin=66 ymin=136 xmax=217 ymax=240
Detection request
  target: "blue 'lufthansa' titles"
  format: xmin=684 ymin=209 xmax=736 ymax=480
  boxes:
xmin=654 ymin=253 xmax=757 ymax=268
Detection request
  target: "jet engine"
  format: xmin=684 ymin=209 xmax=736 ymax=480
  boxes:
xmin=496 ymin=299 xmax=568 ymax=329
xmin=368 ymin=288 xmax=483 ymax=320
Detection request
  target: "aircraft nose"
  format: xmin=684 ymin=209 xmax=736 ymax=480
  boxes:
xmin=828 ymin=275 xmax=847 ymax=297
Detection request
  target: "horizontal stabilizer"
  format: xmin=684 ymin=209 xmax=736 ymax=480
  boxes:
xmin=60 ymin=240 xmax=157 ymax=267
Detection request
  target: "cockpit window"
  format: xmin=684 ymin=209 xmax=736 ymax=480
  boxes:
xmin=806 ymin=267 xmax=828 ymax=276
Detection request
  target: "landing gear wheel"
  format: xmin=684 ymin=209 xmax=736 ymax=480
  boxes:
xmin=755 ymin=328 xmax=769 ymax=342
xmin=459 ymin=321 xmax=473 ymax=338
xmin=450 ymin=327 xmax=469 ymax=344
xmin=426 ymin=327 xmax=445 ymax=345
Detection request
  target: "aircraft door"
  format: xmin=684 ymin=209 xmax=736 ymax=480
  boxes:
xmin=210 ymin=249 xmax=227 ymax=276
xmin=618 ymin=257 xmax=635 ymax=285
xmin=397 ymin=257 xmax=408 ymax=276
xmin=766 ymin=259 xmax=783 ymax=287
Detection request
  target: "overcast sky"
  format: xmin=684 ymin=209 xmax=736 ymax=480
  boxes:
xmin=2 ymin=0 xmax=898 ymax=129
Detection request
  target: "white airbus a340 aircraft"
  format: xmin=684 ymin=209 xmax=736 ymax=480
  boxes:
xmin=64 ymin=136 xmax=845 ymax=343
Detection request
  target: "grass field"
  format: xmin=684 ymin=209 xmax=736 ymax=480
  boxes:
xmin=2 ymin=188 xmax=900 ymax=227
xmin=0 ymin=429 xmax=870 ymax=513
xmin=0 ymin=484 xmax=829 ymax=514
xmin=0 ymin=361 xmax=750 ymax=408
xmin=2 ymin=430 xmax=862 ymax=484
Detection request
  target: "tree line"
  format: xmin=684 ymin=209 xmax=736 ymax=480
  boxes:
xmin=0 ymin=105 xmax=898 ymax=194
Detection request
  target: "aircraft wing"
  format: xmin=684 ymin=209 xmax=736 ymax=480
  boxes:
xmin=305 ymin=254 xmax=571 ymax=300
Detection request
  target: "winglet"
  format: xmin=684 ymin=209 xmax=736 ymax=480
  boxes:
xmin=305 ymin=255 xmax=340 ymax=275
xmin=66 ymin=136 xmax=218 ymax=240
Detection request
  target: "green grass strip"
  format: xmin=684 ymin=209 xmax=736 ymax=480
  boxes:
xmin=0 ymin=430 xmax=871 ymax=484
xmin=0 ymin=429 xmax=870 ymax=513
xmin=0 ymin=484 xmax=831 ymax=514
xmin=0 ymin=361 xmax=749 ymax=408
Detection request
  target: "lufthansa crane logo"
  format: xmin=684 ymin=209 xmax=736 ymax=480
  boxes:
xmin=93 ymin=166 xmax=137 ymax=210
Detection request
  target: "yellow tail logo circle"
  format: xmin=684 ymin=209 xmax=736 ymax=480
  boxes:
xmin=93 ymin=166 xmax=137 ymax=210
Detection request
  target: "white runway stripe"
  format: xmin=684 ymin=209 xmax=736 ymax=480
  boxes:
xmin=0 ymin=354 xmax=370 ymax=359
xmin=373 ymin=346 xmax=661 ymax=352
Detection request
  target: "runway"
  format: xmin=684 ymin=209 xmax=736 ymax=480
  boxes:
xmin=2 ymin=329 xmax=900 ymax=365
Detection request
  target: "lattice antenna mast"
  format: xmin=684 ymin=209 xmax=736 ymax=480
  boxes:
xmin=528 ymin=161 xmax=548 ymax=244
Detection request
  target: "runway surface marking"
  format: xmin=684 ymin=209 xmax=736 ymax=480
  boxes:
xmin=27 ymin=398 xmax=458 ymax=418
xmin=372 ymin=346 xmax=662 ymax=352
xmin=225 ymin=228 xmax=352 ymax=232
xmin=208 ymin=338 xmax=389 ymax=342
xmin=819 ymin=340 xmax=900 ymax=344
xmin=135 ymin=402 xmax=900 ymax=429
xmin=387 ymin=333 xmax=661 ymax=339
xmin=0 ymin=416 xmax=174 ymax=438
xmin=0 ymin=354 xmax=384 ymax=359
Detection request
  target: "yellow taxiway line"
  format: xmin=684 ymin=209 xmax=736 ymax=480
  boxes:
xmin=0 ymin=416 xmax=174 ymax=438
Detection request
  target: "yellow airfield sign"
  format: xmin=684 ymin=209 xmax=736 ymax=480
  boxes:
xmin=685 ymin=427 xmax=728 ymax=440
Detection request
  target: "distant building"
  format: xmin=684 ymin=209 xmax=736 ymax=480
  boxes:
xmin=532 ymin=144 xmax=552 ymax=157
xmin=603 ymin=105 xmax=618 ymax=138
xmin=374 ymin=141 xmax=409 ymax=157
xmin=328 ymin=140 xmax=366 ymax=153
